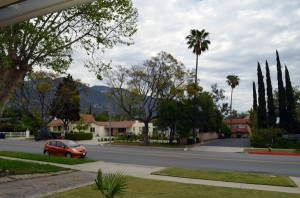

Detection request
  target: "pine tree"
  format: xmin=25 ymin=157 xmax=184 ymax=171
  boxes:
xmin=285 ymin=65 xmax=297 ymax=132
xmin=253 ymin=81 xmax=258 ymax=111
xmin=257 ymin=62 xmax=268 ymax=128
xmin=276 ymin=50 xmax=288 ymax=129
xmin=265 ymin=61 xmax=276 ymax=127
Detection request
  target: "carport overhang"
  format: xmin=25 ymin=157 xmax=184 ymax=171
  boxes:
xmin=0 ymin=0 xmax=96 ymax=28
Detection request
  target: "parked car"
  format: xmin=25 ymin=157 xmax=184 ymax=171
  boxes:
xmin=43 ymin=139 xmax=86 ymax=158
xmin=218 ymin=133 xmax=225 ymax=139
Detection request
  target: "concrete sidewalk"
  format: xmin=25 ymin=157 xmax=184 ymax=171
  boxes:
xmin=1 ymin=156 xmax=300 ymax=196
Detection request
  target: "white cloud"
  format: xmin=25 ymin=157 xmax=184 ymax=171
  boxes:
xmin=68 ymin=0 xmax=300 ymax=112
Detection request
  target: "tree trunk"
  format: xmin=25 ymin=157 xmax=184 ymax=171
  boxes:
xmin=169 ymin=125 xmax=175 ymax=144
xmin=143 ymin=121 xmax=149 ymax=145
xmin=230 ymin=88 xmax=233 ymax=115
xmin=0 ymin=66 xmax=30 ymax=117
xmin=195 ymin=54 xmax=199 ymax=85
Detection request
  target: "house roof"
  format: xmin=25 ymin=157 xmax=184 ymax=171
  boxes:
xmin=224 ymin=118 xmax=250 ymax=125
xmin=75 ymin=114 xmax=95 ymax=124
xmin=47 ymin=114 xmax=95 ymax=127
xmin=47 ymin=119 xmax=63 ymax=127
xmin=94 ymin=121 xmax=136 ymax=128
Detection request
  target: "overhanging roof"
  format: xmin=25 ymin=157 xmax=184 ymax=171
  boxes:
xmin=0 ymin=0 xmax=96 ymax=28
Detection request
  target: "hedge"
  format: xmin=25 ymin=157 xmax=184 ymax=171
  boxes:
xmin=65 ymin=132 xmax=93 ymax=140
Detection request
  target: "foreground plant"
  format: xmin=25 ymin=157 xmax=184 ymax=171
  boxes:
xmin=95 ymin=168 xmax=127 ymax=198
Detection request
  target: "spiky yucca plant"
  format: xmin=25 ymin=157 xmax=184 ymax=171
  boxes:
xmin=95 ymin=168 xmax=127 ymax=198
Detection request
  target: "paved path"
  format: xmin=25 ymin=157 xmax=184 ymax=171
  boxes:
xmin=1 ymin=157 xmax=300 ymax=197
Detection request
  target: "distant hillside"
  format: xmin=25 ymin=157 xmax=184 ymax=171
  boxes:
xmin=79 ymin=85 xmax=112 ymax=114
xmin=10 ymin=79 xmax=120 ymax=115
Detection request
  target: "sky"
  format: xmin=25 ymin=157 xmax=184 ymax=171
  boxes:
xmin=67 ymin=0 xmax=300 ymax=113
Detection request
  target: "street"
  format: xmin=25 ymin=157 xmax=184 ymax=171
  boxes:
xmin=1 ymin=138 xmax=300 ymax=177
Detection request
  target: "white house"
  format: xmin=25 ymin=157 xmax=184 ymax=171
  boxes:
xmin=47 ymin=114 xmax=153 ymax=138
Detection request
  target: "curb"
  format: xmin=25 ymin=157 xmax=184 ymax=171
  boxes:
xmin=248 ymin=152 xmax=300 ymax=156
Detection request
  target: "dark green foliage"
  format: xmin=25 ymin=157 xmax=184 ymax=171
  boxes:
xmin=265 ymin=61 xmax=276 ymax=127
xmin=276 ymin=50 xmax=288 ymax=129
xmin=220 ymin=122 xmax=232 ymax=138
xmin=257 ymin=62 xmax=268 ymax=128
xmin=50 ymin=74 xmax=80 ymax=131
xmin=253 ymin=81 xmax=258 ymax=111
xmin=250 ymin=128 xmax=283 ymax=148
xmin=285 ymin=66 xmax=298 ymax=132
xmin=65 ymin=132 xmax=93 ymax=140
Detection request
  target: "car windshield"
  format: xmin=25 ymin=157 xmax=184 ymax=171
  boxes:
xmin=65 ymin=140 xmax=80 ymax=148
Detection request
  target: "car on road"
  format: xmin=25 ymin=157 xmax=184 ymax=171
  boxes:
xmin=43 ymin=139 xmax=86 ymax=158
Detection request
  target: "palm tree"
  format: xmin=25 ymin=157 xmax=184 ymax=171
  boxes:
xmin=95 ymin=169 xmax=127 ymax=198
xmin=226 ymin=75 xmax=240 ymax=115
xmin=186 ymin=29 xmax=211 ymax=85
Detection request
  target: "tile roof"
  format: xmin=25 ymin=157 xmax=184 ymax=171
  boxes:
xmin=47 ymin=119 xmax=63 ymax=127
xmin=94 ymin=121 xmax=136 ymax=128
xmin=224 ymin=118 xmax=250 ymax=124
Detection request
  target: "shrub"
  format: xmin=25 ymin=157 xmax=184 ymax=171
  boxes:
xmin=220 ymin=122 xmax=232 ymax=138
xmin=49 ymin=132 xmax=62 ymax=139
xmin=65 ymin=132 xmax=93 ymax=140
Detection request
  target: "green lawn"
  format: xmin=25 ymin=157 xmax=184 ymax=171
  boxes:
xmin=47 ymin=176 xmax=299 ymax=198
xmin=0 ymin=158 xmax=68 ymax=175
xmin=0 ymin=151 xmax=96 ymax=165
xmin=153 ymin=167 xmax=296 ymax=187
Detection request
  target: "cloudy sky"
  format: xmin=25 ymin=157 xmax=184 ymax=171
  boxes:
xmin=68 ymin=0 xmax=300 ymax=112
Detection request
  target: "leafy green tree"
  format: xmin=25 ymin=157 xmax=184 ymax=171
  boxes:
xmin=276 ymin=50 xmax=288 ymax=129
xmin=220 ymin=122 xmax=232 ymax=138
xmin=210 ymin=83 xmax=228 ymax=115
xmin=257 ymin=62 xmax=267 ymax=128
xmin=0 ymin=0 xmax=138 ymax=117
xmin=50 ymin=74 xmax=80 ymax=131
xmin=74 ymin=117 xmax=90 ymax=133
xmin=94 ymin=114 xmax=109 ymax=122
xmin=95 ymin=169 xmax=127 ymax=198
xmin=156 ymin=99 xmax=182 ymax=144
xmin=226 ymin=75 xmax=240 ymax=115
xmin=107 ymin=52 xmax=187 ymax=145
xmin=265 ymin=61 xmax=276 ymax=127
xmin=285 ymin=65 xmax=298 ymax=132
xmin=186 ymin=29 xmax=211 ymax=84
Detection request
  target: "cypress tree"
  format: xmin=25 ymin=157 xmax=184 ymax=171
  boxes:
xmin=257 ymin=62 xmax=268 ymax=128
xmin=276 ymin=50 xmax=288 ymax=129
xmin=253 ymin=81 xmax=258 ymax=111
xmin=265 ymin=61 xmax=276 ymax=127
xmin=285 ymin=65 xmax=297 ymax=132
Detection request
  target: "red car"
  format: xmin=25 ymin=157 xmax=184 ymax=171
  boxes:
xmin=43 ymin=139 xmax=87 ymax=158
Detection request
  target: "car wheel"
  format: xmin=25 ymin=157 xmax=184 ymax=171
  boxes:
xmin=44 ymin=151 xmax=50 ymax=156
xmin=66 ymin=152 xmax=72 ymax=158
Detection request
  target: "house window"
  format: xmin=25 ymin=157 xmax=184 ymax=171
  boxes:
xmin=90 ymin=127 xmax=95 ymax=133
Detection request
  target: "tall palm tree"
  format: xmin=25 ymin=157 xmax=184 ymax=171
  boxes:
xmin=226 ymin=75 xmax=240 ymax=115
xmin=186 ymin=29 xmax=211 ymax=85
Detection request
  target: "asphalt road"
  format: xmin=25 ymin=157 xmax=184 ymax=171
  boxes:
xmin=1 ymin=138 xmax=300 ymax=177
xmin=203 ymin=138 xmax=251 ymax=147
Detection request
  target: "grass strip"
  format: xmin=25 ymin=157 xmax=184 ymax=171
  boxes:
xmin=0 ymin=151 xmax=96 ymax=165
xmin=0 ymin=158 xmax=68 ymax=175
xmin=245 ymin=148 xmax=300 ymax=153
xmin=47 ymin=176 xmax=299 ymax=198
xmin=152 ymin=167 xmax=296 ymax=187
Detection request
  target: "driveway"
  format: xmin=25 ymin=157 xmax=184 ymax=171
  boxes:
xmin=190 ymin=138 xmax=251 ymax=153
xmin=203 ymin=138 xmax=251 ymax=148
